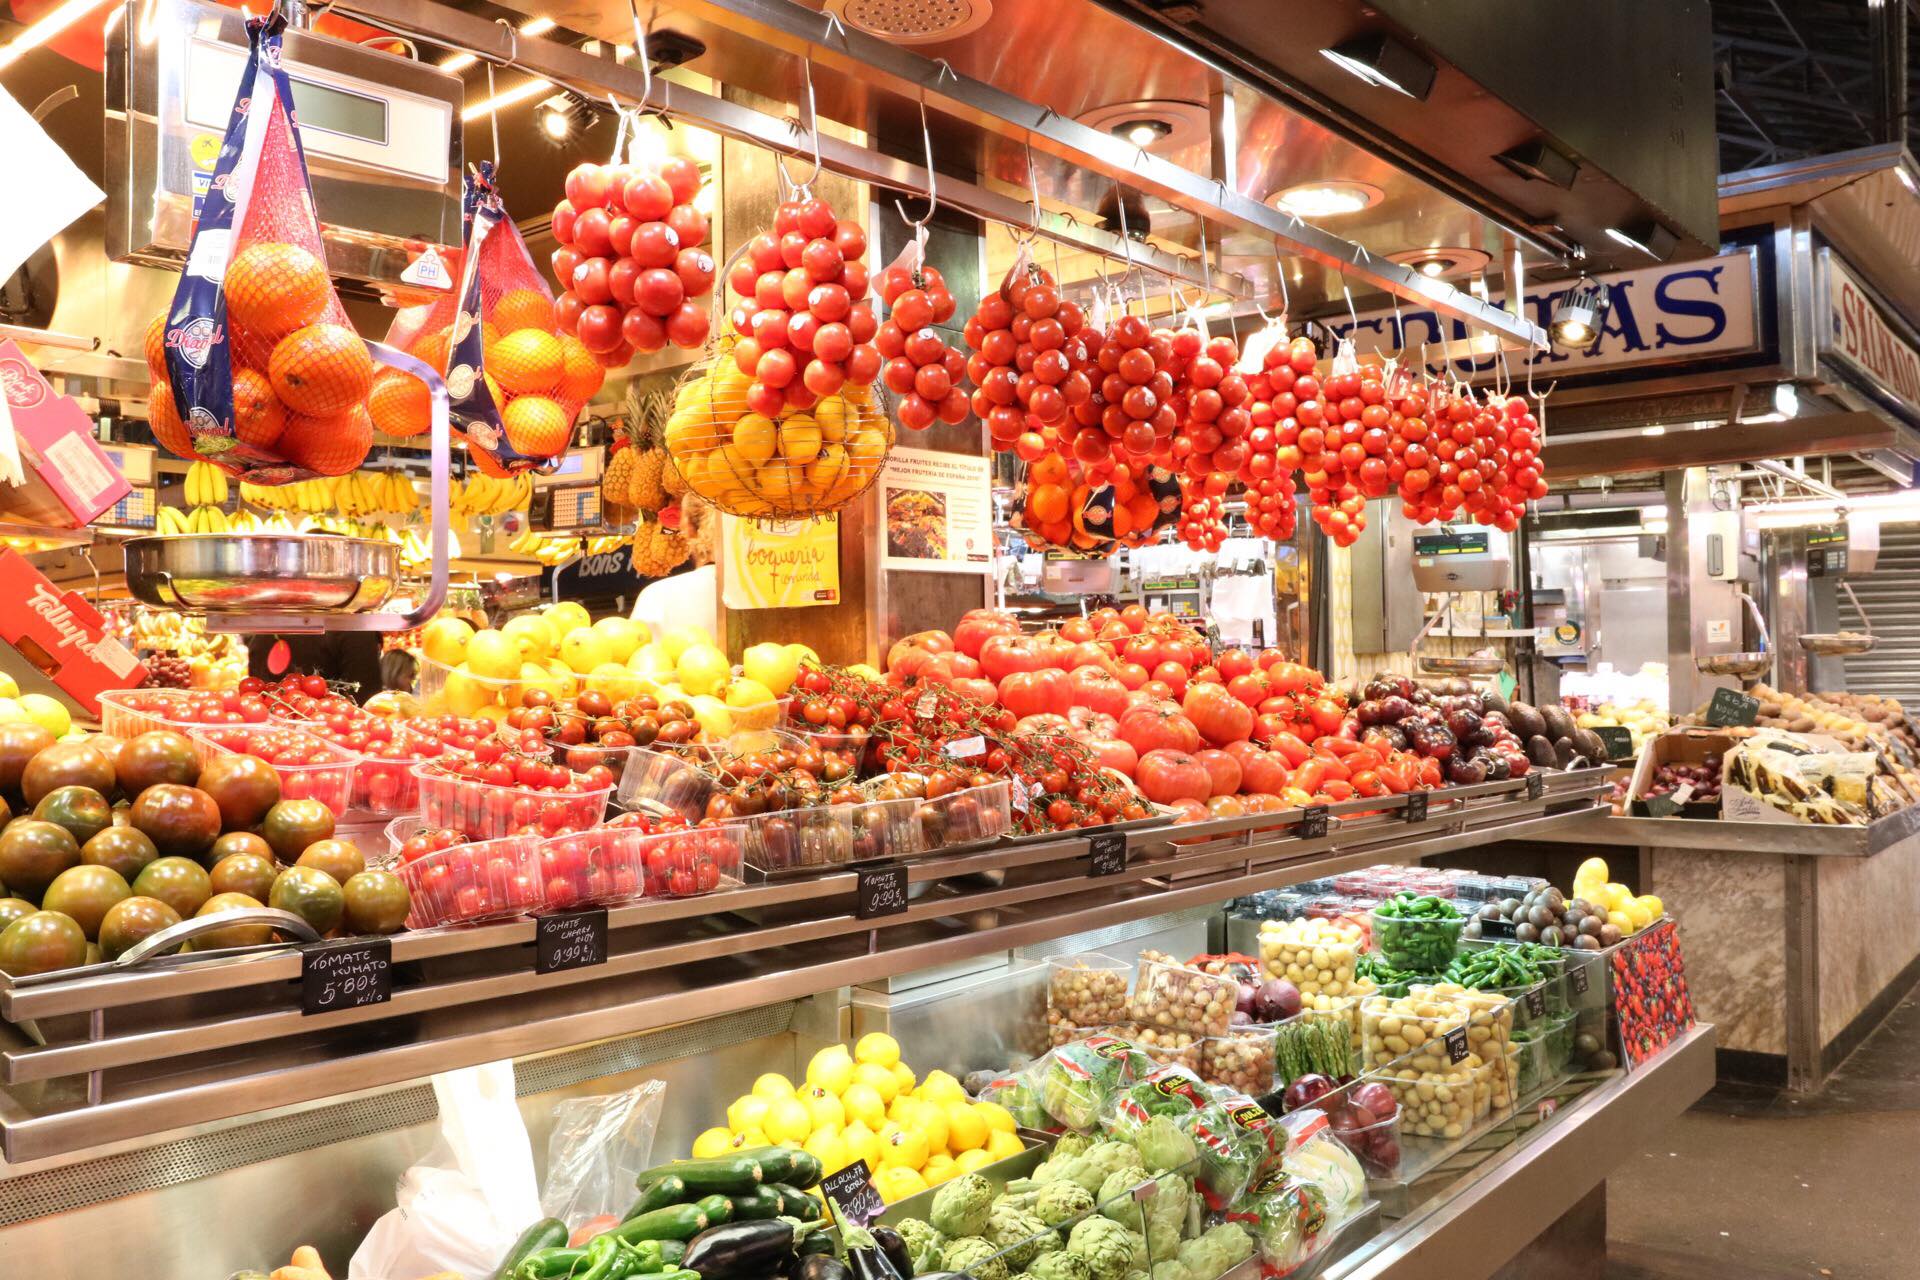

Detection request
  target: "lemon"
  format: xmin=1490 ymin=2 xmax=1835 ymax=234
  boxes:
xmin=974 ymin=1100 xmax=1017 ymax=1135
xmin=658 ymin=623 xmax=713 ymax=665
xmin=952 ymin=1148 xmax=995 ymax=1174
xmin=734 ymin=1128 xmax=771 ymax=1151
xmin=872 ymin=1166 xmax=927 ymax=1204
xmin=887 ymin=1093 xmax=922 ymax=1126
xmin=733 ymin=412 xmax=778 ymax=465
xmin=912 ymin=1100 xmax=948 ymax=1156
xmin=876 ymin=1123 xmax=930 ymax=1170
xmin=845 ymin=661 xmax=881 ymax=682
xmin=803 ymin=1127 xmax=848 ymax=1173
xmin=841 ymin=1119 xmax=880 ymax=1167
xmin=853 ymin=1062 xmax=899 ymax=1105
xmin=1638 ymin=894 xmax=1664 ymax=919
xmin=985 ymin=1129 xmax=1024 ymax=1160
xmin=944 ymin=1103 xmax=987 ymax=1153
xmin=742 ymin=641 xmax=802 ymax=696
xmin=559 ymin=627 xmax=613 ymax=675
xmin=804 ymin=1088 xmax=846 ymax=1132
xmin=805 ymin=1045 xmax=855 ymax=1094
xmin=891 ymin=1061 xmax=918 ymax=1097
xmin=443 ymin=668 xmax=499 ymax=717
xmin=544 ymin=600 xmax=592 ymax=637
xmin=854 ymin=1032 xmax=901 ymax=1068
xmin=591 ymin=615 xmax=648 ymax=664
xmin=752 ymin=1072 xmax=796 ymax=1101
xmin=421 ymin=615 xmax=474 ymax=667
xmin=465 ymin=629 xmax=522 ymax=680
xmin=501 ymin=613 xmax=555 ymax=663
xmin=724 ymin=678 xmax=780 ymax=730
xmin=677 ymin=643 xmax=732 ymax=696
xmin=764 ymin=1096 xmax=812 ymax=1145
xmin=691 ymin=1126 xmax=737 ymax=1158
xmin=588 ymin=662 xmax=644 ymax=703
xmin=727 ymin=1094 xmax=771 ymax=1133
xmin=917 ymin=1070 xmax=966 ymax=1106
xmin=842 ymin=1081 xmax=886 ymax=1130
xmin=921 ymin=1152 xmax=958 ymax=1186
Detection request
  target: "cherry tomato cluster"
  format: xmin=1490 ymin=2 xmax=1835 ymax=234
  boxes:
xmin=394 ymin=832 xmax=544 ymax=926
xmin=876 ymin=260 xmax=967 ymax=430
xmin=1395 ymin=383 xmax=1545 ymax=531
xmin=1061 ymin=312 xmax=1171 ymax=468
xmin=1163 ymin=329 xmax=1253 ymax=481
xmin=727 ymin=195 xmax=882 ymax=415
xmin=551 ymin=157 xmax=714 ymax=362
xmin=966 ymin=264 xmax=1091 ymax=452
xmin=1175 ymin=482 xmax=1230 ymax=553
xmin=419 ymin=746 xmax=613 ymax=840
xmin=398 ymin=825 xmax=469 ymax=864
xmin=197 ymin=726 xmax=356 ymax=809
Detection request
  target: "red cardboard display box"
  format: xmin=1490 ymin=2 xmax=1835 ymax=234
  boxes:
xmin=0 ymin=550 xmax=144 ymax=714
xmin=0 ymin=339 xmax=132 ymax=528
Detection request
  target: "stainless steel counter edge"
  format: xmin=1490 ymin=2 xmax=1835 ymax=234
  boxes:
xmin=1526 ymin=806 xmax=1920 ymax=856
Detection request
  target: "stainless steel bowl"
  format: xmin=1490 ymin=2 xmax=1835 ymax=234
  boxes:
xmin=1695 ymin=651 xmax=1771 ymax=678
xmin=124 ymin=534 xmax=399 ymax=614
xmin=1799 ymin=632 xmax=1877 ymax=656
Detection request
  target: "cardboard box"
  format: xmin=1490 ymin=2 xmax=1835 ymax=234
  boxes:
xmin=1628 ymin=728 xmax=1734 ymax=818
xmin=0 ymin=339 xmax=133 ymax=528
xmin=0 ymin=549 xmax=144 ymax=714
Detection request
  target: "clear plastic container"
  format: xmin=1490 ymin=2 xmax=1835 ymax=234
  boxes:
xmin=727 ymin=803 xmax=856 ymax=875
xmin=1047 ymin=953 xmax=1131 ymax=1046
xmin=1328 ymin=1104 xmax=1402 ymax=1178
xmin=1200 ymin=1025 xmax=1277 ymax=1094
xmin=1358 ymin=986 xmax=1516 ymax=1136
xmin=1511 ymin=1012 xmax=1576 ymax=1096
xmin=397 ymin=833 xmax=546 ymax=926
xmin=539 ymin=827 xmax=649 ymax=908
xmin=1128 ymin=955 xmax=1239 ymax=1038
xmin=1258 ymin=917 xmax=1367 ymax=1009
xmin=98 ymin=689 xmax=196 ymax=738
xmin=615 ymin=746 xmax=719 ymax=820
xmin=639 ymin=823 xmax=746 ymax=897
xmin=414 ymin=651 xmax=520 ymax=719
xmin=1107 ymin=1022 xmax=1203 ymax=1072
xmin=412 ymin=762 xmax=613 ymax=840
xmin=351 ymin=747 xmax=433 ymax=817
xmin=1368 ymin=906 xmax=1466 ymax=972
xmin=909 ymin=780 xmax=1012 ymax=853
xmin=189 ymin=725 xmax=359 ymax=816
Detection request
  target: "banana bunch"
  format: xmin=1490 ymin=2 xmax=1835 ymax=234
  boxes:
xmin=452 ymin=471 xmax=533 ymax=520
xmin=184 ymin=461 xmax=230 ymax=508
xmin=507 ymin=529 xmax=587 ymax=566
xmin=396 ymin=528 xmax=431 ymax=570
xmin=242 ymin=478 xmax=339 ymax=514
xmin=376 ymin=470 xmax=421 ymax=515
xmin=186 ymin=506 xmax=231 ymax=533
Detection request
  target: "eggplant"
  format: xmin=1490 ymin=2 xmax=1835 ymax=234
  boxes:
xmin=683 ymin=1219 xmax=822 ymax=1280
xmin=846 ymin=1249 xmax=901 ymax=1280
xmin=793 ymin=1258 xmax=852 ymax=1280
xmin=870 ymin=1227 xmax=913 ymax=1280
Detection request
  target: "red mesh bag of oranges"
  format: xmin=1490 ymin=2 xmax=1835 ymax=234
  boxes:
xmin=381 ymin=162 xmax=604 ymax=474
xmin=151 ymin=14 xmax=377 ymax=482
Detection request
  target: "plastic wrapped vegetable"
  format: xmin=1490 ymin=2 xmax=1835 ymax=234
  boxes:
xmin=942 ymin=1236 xmax=1010 ymax=1280
xmin=977 ymin=1071 xmax=1053 ymax=1132
xmin=931 ymin=1174 xmax=994 ymax=1238
xmin=1039 ymin=1036 xmax=1156 ymax=1131
xmin=1188 ymin=1093 xmax=1282 ymax=1210
xmin=1227 ymin=1172 xmax=1330 ymax=1278
xmin=895 ymin=1218 xmax=948 ymax=1272
xmin=1025 ymin=1251 xmax=1095 ymax=1280
xmin=1034 ymin=1182 xmax=1097 ymax=1228
xmin=987 ymin=1204 xmax=1058 ymax=1268
xmin=1147 ymin=1222 xmax=1255 ymax=1280
xmin=1104 ymin=1065 xmax=1210 ymax=1141
xmin=1276 ymin=1111 xmax=1365 ymax=1224
xmin=1066 ymin=1216 xmax=1143 ymax=1280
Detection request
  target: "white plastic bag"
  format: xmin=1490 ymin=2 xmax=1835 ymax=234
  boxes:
xmin=349 ymin=1062 xmax=542 ymax=1280
xmin=541 ymin=1080 xmax=668 ymax=1232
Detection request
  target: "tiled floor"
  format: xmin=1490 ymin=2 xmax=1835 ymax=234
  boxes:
xmin=1605 ymin=986 xmax=1920 ymax=1278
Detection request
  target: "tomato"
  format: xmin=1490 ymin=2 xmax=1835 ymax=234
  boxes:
xmin=1269 ymin=732 xmax=1313 ymax=767
xmin=997 ymin=667 xmax=1069 ymax=718
xmin=1119 ymin=604 xmax=1151 ymax=634
xmin=1265 ymin=662 xmax=1316 ymax=695
xmin=1240 ymin=749 xmax=1293 ymax=795
xmin=979 ymin=634 xmax=1050 ymax=683
xmin=1118 ymin=704 xmax=1201 ymax=756
xmin=1193 ymin=748 xmax=1242 ymax=797
xmin=1136 ymin=749 xmax=1213 ymax=805
xmin=1013 ymin=713 xmax=1071 ymax=735
xmin=1059 ymin=616 xmax=1096 ymax=643
xmin=884 ymin=629 xmax=954 ymax=678
xmin=953 ymin=608 xmax=1022 ymax=659
xmin=1064 ymin=641 xmax=1115 ymax=673
xmin=1205 ymin=794 xmax=1248 ymax=819
xmin=949 ymin=677 xmax=998 ymax=705
xmin=1225 ymin=672 xmax=1271 ymax=707
xmin=1114 ymin=661 xmax=1150 ymax=691
xmin=1079 ymin=735 xmax=1138 ymax=777
xmin=1066 ymin=665 xmax=1130 ymax=719
xmin=1308 ymin=697 xmax=1347 ymax=737
xmin=1216 ymin=647 xmax=1255 ymax=680
xmin=1182 ymin=681 xmax=1255 ymax=748
xmin=1151 ymin=660 xmax=1190 ymax=696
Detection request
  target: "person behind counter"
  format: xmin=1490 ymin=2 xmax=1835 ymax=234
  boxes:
xmin=631 ymin=494 xmax=718 ymax=638
xmin=245 ymin=631 xmax=386 ymax=703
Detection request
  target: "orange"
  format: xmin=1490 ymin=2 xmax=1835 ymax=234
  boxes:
xmin=556 ymin=336 xmax=605 ymax=403
xmin=225 ymin=242 xmax=329 ymax=343
xmin=232 ymin=368 xmax=286 ymax=448
xmin=369 ymin=370 xmax=429 ymax=438
xmin=147 ymin=380 xmax=204 ymax=461
xmin=502 ymin=394 xmax=571 ymax=457
xmin=144 ymin=315 xmax=167 ymax=382
xmin=269 ymin=323 xmax=373 ymax=415
xmin=489 ymin=330 xmax=564 ymax=396
xmin=280 ymin=405 xmax=373 ymax=476
xmin=1028 ymin=482 xmax=1068 ymax=524
xmin=491 ymin=288 xmax=554 ymax=335
xmin=412 ymin=328 xmax=452 ymax=371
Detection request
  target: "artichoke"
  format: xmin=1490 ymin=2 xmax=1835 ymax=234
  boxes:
xmin=1035 ymin=1181 xmax=1097 ymax=1228
xmin=931 ymin=1173 xmax=995 ymax=1238
xmin=1067 ymin=1215 xmax=1141 ymax=1280
xmin=895 ymin=1218 xmax=948 ymax=1273
xmin=1026 ymin=1252 xmax=1095 ymax=1280
xmin=943 ymin=1235 xmax=1011 ymax=1280
xmin=987 ymin=1204 xmax=1057 ymax=1269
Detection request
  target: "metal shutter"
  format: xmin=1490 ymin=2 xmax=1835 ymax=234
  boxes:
xmin=1841 ymin=521 xmax=1920 ymax=705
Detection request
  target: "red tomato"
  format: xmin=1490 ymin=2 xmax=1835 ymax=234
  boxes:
xmin=1226 ymin=672 xmax=1271 ymax=707
xmin=979 ymin=633 xmax=1050 ymax=683
xmin=1114 ymin=661 xmax=1150 ymax=690
xmin=1136 ymin=749 xmax=1213 ymax=805
xmin=1241 ymin=749 xmax=1293 ymax=795
xmin=1182 ymin=681 xmax=1256 ymax=747
xmin=884 ymin=630 xmax=954 ymax=680
xmin=1079 ymin=735 xmax=1139 ymax=777
xmin=1151 ymin=660 xmax=1190 ymax=696
xmin=949 ymin=677 xmax=999 ymax=705
xmin=1308 ymin=697 xmax=1347 ymax=737
xmin=1193 ymin=748 xmax=1243 ymax=797
xmin=1205 ymin=794 xmax=1248 ymax=819
xmin=998 ymin=668 xmax=1069 ymax=718
xmin=953 ymin=608 xmax=1022 ymax=658
xmin=1216 ymin=647 xmax=1256 ymax=680
xmin=1067 ymin=666 xmax=1130 ymax=719
xmin=1118 ymin=704 xmax=1202 ymax=756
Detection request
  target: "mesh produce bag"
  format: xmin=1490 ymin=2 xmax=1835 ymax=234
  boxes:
xmin=383 ymin=162 xmax=603 ymax=474
xmin=1011 ymin=454 xmax=1178 ymax=554
xmin=156 ymin=14 xmax=374 ymax=482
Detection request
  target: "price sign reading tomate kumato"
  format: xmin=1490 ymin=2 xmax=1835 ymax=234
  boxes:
xmin=302 ymin=938 xmax=392 ymax=1015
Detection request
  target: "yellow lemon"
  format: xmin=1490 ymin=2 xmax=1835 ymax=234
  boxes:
xmin=944 ymin=1103 xmax=987 ymax=1153
xmin=841 ymin=1082 xmax=886 ymax=1130
xmin=588 ymin=662 xmax=644 ymax=704
xmin=724 ymin=678 xmax=780 ymax=729
xmin=921 ymin=1152 xmax=958 ymax=1186
xmin=872 ymin=1166 xmax=927 ymax=1204
xmin=0 ymin=672 xmax=17 ymax=699
xmin=676 ymin=642 xmax=731 ymax=696
xmin=1638 ymin=894 xmax=1664 ymax=919
xmin=855 ymin=1033 xmax=901 ymax=1068
xmin=912 ymin=1101 xmax=948 ymax=1156
xmin=741 ymin=642 xmax=803 ymax=697
xmin=591 ymin=615 xmax=647 ymax=664
xmin=840 ymin=1119 xmax=879 ymax=1167
xmin=852 ymin=1062 xmax=899 ymax=1105
xmin=559 ymin=627 xmax=613 ymax=675
xmin=733 ymin=1128 xmax=771 ymax=1151
xmin=421 ymin=615 xmax=473 ymax=667
xmin=804 ymin=1088 xmax=846 ymax=1132
xmin=688 ymin=694 xmax=735 ymax=739
xmin=778 ymin=415 xmax=823 ymax=465
xmin=917 ymin=1070 xmax=966 ymax=1106
xmin=846 ymin=661 xmax=881 ymax=682
xmin=752 ymin=1072 xmax=796 ymax=1101
xmin=511 ymin=662 xmax=565 ymax=707
xmin=627 ymin=643 xmax=674 ymax=686
xmin=764 ymin=1096 xmax=812 ymax=1145
xmin=473 ymin=703 xmax=510 ymax=727
xmin=876 ymin=1123 xmax=929 ymax=1170
xmin=691 ymin=1127 xmax=737 ymax=1158
xmin=659 ymin=623 xmax=713 ymax=664
xmin=541 ymin=601 xmax=590 ymax=637
xmin=803 ymin=1127 xmax=847 ymax=1174
xmin=465 ymin=629 xmax=522 ymax=680
xmin=501 ymin=613 xmax=555 ymax=663
xmin=973 ymin=1101 xmax=1016 ymax=1136
xmin=805 ymin=1044 xmax=855 ymax=1094
xmin=727 ymin=1094 xmax=771 ymax=1133
xmin=787 ymin=643 xmax=821 ymax=668
xmin=985 ymin=1129 xmax=1024 ymax=1160
xmin=952 ymin=1148 xmax=995 ymax=1174
xmin=543 ymin=657 xmax=580 ymax=699
xmin=443 ymin=668 xmax=499 ymax=718
xmin=733 ymin=412 xmax=778 ymax=465
xmin=887 ymin=1094 xmax=923 ymax=1127
xmin=891 ymin=1061 xmax=918 ymax=1097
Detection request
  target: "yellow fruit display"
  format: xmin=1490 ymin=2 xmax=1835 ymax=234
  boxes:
xmin=852 ymin=1061 xmax=900 ymax=1105
xmin=465 ymin=630 xmax=522 ymax=680
xmin=420 ymin=616 xmax=473 ymax=666
xmin=921 ymin=1153 xmax=958 ymax=1186
xmin=952 ymin=1148 xmax=995 ymax=1174
xmin=984 ymin=1130 xmax=1024 ymax=1160
xmin=944 ymin=1103 xmax=987 ymax=1153
xmin=691 ymin=1127 xmax=736 ymax=1158
xmin=803 ymin=1088 xmax=846 ymax=1133
xmin=501 ymin=614 xmax=555 ymax=663
xmin=677 ymin=644 xmax=731 ymax=697
xmin=751 ymin=1072 xmax=795 ymax=1101
xmin=841 ymin=1081 xmax=886 ymax=1131
xmin=855 ymin=1033 xmax=901 ymax=1068
xmin=876 ymin=1124 xmax=929 ymax=1170
xmin=803 ymin=1127 xmax=848 ymax=1174
xmin=871 ymin=1166 xmax=927 ymax=1204
xmin=763 ymin=1097 xmax=812 ymax=1145
xmin=726 ymin=1094 xmax=771 ymax=1134
xmin=741 ymin=642 xmax=802 ymax=697
xmin=806 ymin=1045 xmax=855 ymax=1094
xmin=974 ymin=1100 xmax=1016 ymax=1135
xmin=545 ymin=601 xmax=592 ymax=637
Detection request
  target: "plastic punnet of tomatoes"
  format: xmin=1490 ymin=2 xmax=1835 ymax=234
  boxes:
xmin=538 ymin=827 xmax=649 ymax=908
xmin=188 ymin=725 xmax=358 ymax=816
xmin=98 ymin=688 xmax=274 ymax=738
xmin=640 ymin=824 xmax=745 ymax=898
xmin=412 ymin=758 xmax=613 ymax=841
xmin=155 ymin=13 xmax=378 ymax=481
xmin=395 ymin=830 xmax=547 ymax=927
xmin=382 ymin=163 xmax=602 ymax=474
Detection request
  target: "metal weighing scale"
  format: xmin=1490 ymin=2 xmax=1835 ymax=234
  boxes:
xmin=1695 ymin=586 xmax=1772 ymax=684
xmin=1408 ymin=527 xmax=1512 ymax=677
xmin=1801 ymin=579 xmax=1877 ymax=657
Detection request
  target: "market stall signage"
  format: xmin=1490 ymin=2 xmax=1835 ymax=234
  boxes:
xmin=821 ymin=1158 xmax=885 ymax=1224
xmin=721 ymin=514 xmax=841 ymax=609
xmin=1821 ymin=252 xmax=1920 ymax=424
xmin=1593 ymin=726 xmax=1636 ymax=761
xmin=550 ymin=547 xmax=642 ymax=598
xmin=878 ymin=446 xmax=994 ymax=573
xmin=856 ymin=863 xmax=909 ymax=919
xmin=1705 ymin=687 xmax=1760 ymax=727
xmin=535 ymin=909 xmax=608 ymax=974
xmin=1088 ymin=831 xmax=1127 ymax=876
xmin=1297 ymin=805 xmax=1329 ymax=839
xmin=1327 ymin=249 xmax=1763 ymax=380
xmin=301 ymin=938 xmax=392 ymax=1014
xmin=1411 ymin=531 xmax=1488 ymax=557
xmin=1403 ymin=790 xmax=1429 ymax=824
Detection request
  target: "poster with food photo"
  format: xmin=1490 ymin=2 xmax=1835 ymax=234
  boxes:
xmin=885 ymin=489 xmax=946 ymax=561
xmin=878 ymin=446 xmax=992 ymax=573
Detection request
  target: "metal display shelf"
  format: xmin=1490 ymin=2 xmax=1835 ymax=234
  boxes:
xmin=0 ymin=769 xmax=1607 ymax=1163
xmin=1530 ymin=804 xmax=1920 ymax=857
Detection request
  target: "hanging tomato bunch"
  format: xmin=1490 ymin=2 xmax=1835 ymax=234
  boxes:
xmin=1397 ymin=384 xmax=1545 ymax=531
xmin=1175 ymin=477 xmax=1228 ymax=552
xmin=725 ymin=194 xmax=883 ymax=415
xmin=550 ymin=157 xmax=714 ymax=363
xmin=1165 ymin=329 xmax=1253 ymax=483
xmin=966 ymin=258 xmax=1091 ymax=454
xmin=1065 ymin=313 xmax=1173 ymax=469
xmin=876 ymin=258 xmax=969 ymax=430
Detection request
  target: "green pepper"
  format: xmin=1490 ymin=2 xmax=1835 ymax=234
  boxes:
xmin=512 ymin=1247 xmax=588 ymax=1280
xmin=575 ymin=1236 xmax=626 ymax=1280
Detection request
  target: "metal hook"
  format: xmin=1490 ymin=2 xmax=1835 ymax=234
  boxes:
xmin=1274 ymin=254 xmax=1290 ymax=319
xmin=623 ymin=0 xmax=654 ymax=113
xmin=482 ymin=22 xmax=508 ymax=169
xmin=894 ymin=91 xmax=938 ymax=229
xmin=1341 ymin=285 xmax=1358 ymax=330
xmin=779 ymin=57 xmax=823 ymax=190
xmin=1024 ymin=139 xmax=1042 ymax=237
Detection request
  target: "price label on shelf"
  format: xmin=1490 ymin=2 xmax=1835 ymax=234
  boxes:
xmin=857 ymin=863 xmax=909 ymax=919
xmin=536 ymin=909 xmax=608 ymax=975
xmin=1705 ymin=687 xmax=1761 ymax=727
xmin=946 ymin=735 xmax=985 ymax=759
xmin=1297 ymin=805 xmax=1329 ymax=840
xmin=1403 ymin=791 xmax=1429 ymax=824
xmin=1593 ymin=726 xmax=1635 ymax=761
xmin=1570 ymin=962 xmax=1592 ymax=995
xmin=821 ymin=1158 xmax=884 ymax=1225
xmin=1526 ymin=772 xmax=1545 ymax=801
xmin=1524 ymin=987 xmax=1546 ymax=1019
xmin=1088 ymin=831 xmax=1127 ymax=876
xmin=1643 ymin=794 xmax=1681 ymax=818
xmin=1443 ymin=1025 xmax=1469 ymax=1064
xmin=914 ymin=692 xmax=937 ymax=718
xmin=1479 ymin=916 xmax=1516 ymax=940
xmin=301 ymin=938 xmax=391 ymax=1015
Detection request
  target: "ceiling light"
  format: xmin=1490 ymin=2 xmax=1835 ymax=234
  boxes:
xmin=1387 ymin=246 xmax=1490 ymax=281
xmin=1773 ymin=383 xmax=1798 ymax=417
xmin=1492 ymin=139 xmax=1579 ymax=189
xmin=1417 ymin=259 xmax=1448 ymax=277
xmin=0 ymin=0 xmax=112 ymax=70
xmin=1115 ymin=119 xmax=1172 ymax=147
xmin=442 ymin=15 xmax=555 ymax=73
xmin=463 ymin=76 xmax=553 ymax=122
xmin=1605 ymin=220 xmax=1679 ymax=260
xmin=1268 ymin=180 xmax=1384 ymax=219
xmin=1321 ymin=33 xmax=1436 ymax=100
xmin=1549 ymin=276 xmax=1611 ymax=351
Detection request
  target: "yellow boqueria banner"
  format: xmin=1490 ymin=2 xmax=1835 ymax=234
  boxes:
xmin=721 ymin=513 xmax=841 ymax=609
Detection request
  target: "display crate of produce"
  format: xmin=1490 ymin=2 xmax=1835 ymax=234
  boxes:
xmin=1258 ymin=917 xmax=1370 ymax=1009
xmin=1130 ymin=952 xmax=1240 ymax=1038
xmin=97 ymin=689 xmax=241 ymax=738
xmin=412 ymin=762 xmax=614 ymax=841
xmin=1512 ymin=1012 xmax=1576 ymax=1096
xmin=1106 ymin=1021 xmax=1204 ymax=1071
xmin=908 ymin=779 xmax=1013 ymax=853
xmin=1368 ymin=896 xmax=1466 ymax=972
xmin=1047 ymin=952 xmax=1131 ymax=1046
xmin=635 ymin=823 xmax=746 ymax=898
xmin=188 ymin=725 xmax=358 ymax=815
xmin=615 ymin=745 xmax=718 ymax=820
xmin=396 ymin=833 xmax=547 ymax=927
xmin=1200 ymin=1023 xmax=1277 ymax=1093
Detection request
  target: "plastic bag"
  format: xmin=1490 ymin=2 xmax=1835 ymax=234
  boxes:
xmin=159 ymin=13 xmax=374 ymax=481
xmin=348 ymin=1063 xmax=541 ymax=1280
xmin=540 ymin=1079 xmax=667 ymax=1232
xmin=383 ymin=162 xmax=601 ymax=474
xmin=1034 ymin=1033 xmax=1157 ymax=1131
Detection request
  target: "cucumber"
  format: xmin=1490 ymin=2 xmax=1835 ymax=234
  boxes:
xmin=726 ymin=1184 xmax=786 ymax=1220
xmin=613 ymin=1203 xmax=715 ymax=1245
xmin=626 ymin=1174 xmax=690 ymax=1220
xmin=633 ymin=1154 xmax=766 ymax=1196
xmin=766 ymin=1184 xmax=821 ymax=1219
xmin=493 ymin=1218 xmax=569 ymax=1280
xmin=743 ymin=1146 xmax=823 ymax=1189
xmin=695 ymin=1194 xmax=735 ymax=1226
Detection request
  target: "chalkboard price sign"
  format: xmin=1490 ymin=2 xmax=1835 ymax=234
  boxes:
xmin=1403 ymin=791 xmax=1428 ymax=824
xmin=536 ymin=909 xmax=608 ymax=975
xmin=302 ymin=938 xmax=392 ymax=1015
xmin=1705 ymin=687 xmax=1760 ymax=728
xmin=857 ymin=863 xmax=909 ymax=919
xmin=1593 ymin=726 xmax=1635 ymax=761
xmin=1088 ymin=831 xmax=1127 ymax=876
xmin=1444 ymin=1026 xmax=1469 ymax=1064
xmin=821 ymin=1159 xmax=884 ymax=1225
xmin=1478 ymin=916 xmax=1517 ymax=940
xmin=1526 ymin=772 xmax=1545 ymax=801
xmin=1297 ymin=806 xmax=1329 ymax=840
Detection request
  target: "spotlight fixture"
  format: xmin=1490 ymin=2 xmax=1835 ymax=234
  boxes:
xmin=1548 ymin=276 xmax=1611 ymax=351
xmin=1097 ymin=186 xmax=1152 ymax=238
xmin=1604 ymin=220 xmax=1679 ymax=260
xmin=1267 ymin=180 xmax=1384 ymax=219
xmin=1492 ymin=139 xmax=1579 ymax=189
xmin=535 ymin=92 xmax=596 ymax=144
xmin=1321 ymin=32 xmax=1436 ymax=100
xmin=1387 ymin=246 xmax=1490 ymax=281
xmin=1113 ymin=118 xmax=1172 ymax=147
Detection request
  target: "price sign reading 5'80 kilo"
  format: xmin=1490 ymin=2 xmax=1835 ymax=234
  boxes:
xmin=302 ymin=938 xmax=392 ymax=1015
